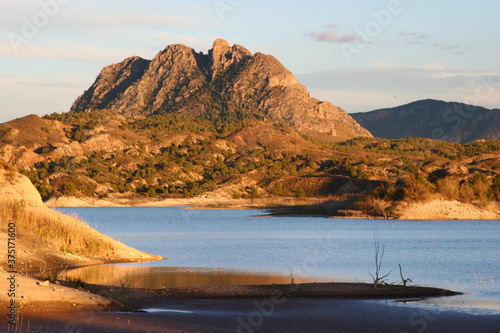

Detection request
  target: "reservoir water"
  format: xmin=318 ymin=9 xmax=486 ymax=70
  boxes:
xmin=54 ymin=207 xmax=499 ymax=312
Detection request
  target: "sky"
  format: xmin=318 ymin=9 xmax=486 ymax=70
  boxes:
xmin=1 ymin=0 xmax=499 ymax=123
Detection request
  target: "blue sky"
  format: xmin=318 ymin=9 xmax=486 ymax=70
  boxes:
xmin=1 ymin=0 xmax=499 ymax=123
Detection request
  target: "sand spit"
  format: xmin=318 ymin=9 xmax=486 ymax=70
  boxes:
xmin=0 ymin=271 xmax=117 ymax=312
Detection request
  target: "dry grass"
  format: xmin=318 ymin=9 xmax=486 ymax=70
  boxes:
xmin=0 ymin=199 xmax=113 ymax=256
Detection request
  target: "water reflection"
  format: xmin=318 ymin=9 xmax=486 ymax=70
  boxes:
xmin=58 ymin=264 xmax=316 ymax=289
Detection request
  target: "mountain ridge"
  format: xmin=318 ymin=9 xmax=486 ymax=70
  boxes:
xmin=350 ymin=99 xmax=500 ymax=143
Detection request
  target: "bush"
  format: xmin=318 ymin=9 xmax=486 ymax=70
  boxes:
xmin=405 ymin=180 xmax=433 ymax=201
xmin=473 ymin=181 xmax=490 ymax=200
xmin=436 ymin=178 xmax=459 ymax=200
xmin=459 ymin=183 xmax=475 ymax=203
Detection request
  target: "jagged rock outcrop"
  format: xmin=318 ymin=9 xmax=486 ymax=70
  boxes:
xmin=209 ymin=38 xmax=252 ymax=78
xmin=72 ymin=39 xmax=371 ymax=141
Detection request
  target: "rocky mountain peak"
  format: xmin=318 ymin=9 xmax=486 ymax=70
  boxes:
xmin=209 ymin=38 xmax=252 ymax=78
xmin=71 ymin=39 xmax=371 ymax=140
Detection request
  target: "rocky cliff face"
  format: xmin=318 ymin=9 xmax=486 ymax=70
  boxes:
xmin=72 ymin=39 xmax=371 ymax=141
xmin=351 ymin=99 xmax=500 ymax=143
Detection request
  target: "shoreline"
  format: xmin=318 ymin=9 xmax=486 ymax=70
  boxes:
xmin=46 ymin=195 xmax=500 ymax=220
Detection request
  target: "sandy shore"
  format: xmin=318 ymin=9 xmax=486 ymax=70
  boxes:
xmin=396 ymin=199 xmax=500 ymax=220
xmin=45 ymin=195 xmax=500 ymax=220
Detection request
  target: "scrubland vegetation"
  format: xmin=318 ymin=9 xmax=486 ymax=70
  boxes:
xmin=1 ymin=109 xmax=498 ymax=217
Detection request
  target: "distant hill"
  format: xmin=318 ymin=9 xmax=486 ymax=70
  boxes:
xmin=72 ymin=38 xmax=371 ymax=141
xmin=350 ymin=99 xmax=500 ymax=143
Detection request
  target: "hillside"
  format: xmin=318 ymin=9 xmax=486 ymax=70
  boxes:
xmin=71 ymin=38 xmax=371 ymax=141
xmin=0 ymin=161 xmax=164 ymax=312
xmin=0 ymin=161 xmax=161 ymax=273
xmin=0 ymin=108 xmax=499 ymax=219
xmin=350 ymin=99 xmax=500 ymax=143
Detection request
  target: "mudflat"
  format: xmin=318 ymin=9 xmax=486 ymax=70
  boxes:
xmin=9 ymin=297 xmax=500 ymax=333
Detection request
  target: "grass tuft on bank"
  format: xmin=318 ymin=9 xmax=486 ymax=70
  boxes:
xmin=0 ymin=198 xmax=113 ymax=256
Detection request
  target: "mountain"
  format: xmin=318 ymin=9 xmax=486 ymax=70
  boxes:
xmin=1 ymin=40 xmax=499 ymax=218
xmin=350 ymin=99 xmax=500 ymax=143
xmin=72 ymin=38 xmax=371 ymax=141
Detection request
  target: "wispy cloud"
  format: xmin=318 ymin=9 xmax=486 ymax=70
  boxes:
xmin=297 ymin=66 xmax=500 ymax=112
xmin=399 ymin=31 xmax=469 ymax=55
xmin=399 ymin=31 xmax=430 ymax=45
xmin=433 ymin=43 xmax=471 ymax=55
xmin=399 ymin=31 xmax=429 ymax=40
xmin=305 ymin=24 xmax=358 ymax=44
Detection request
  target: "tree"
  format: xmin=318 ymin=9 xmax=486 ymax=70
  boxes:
xmin=399 ymin=264 xmax=412 ymax=287
xmin=147 ymin=187 xmax=156 ymax=197
xmin=273 ymin=182 xmax=283 ymax=196
xmin=369 ymin=230 xmax=391 ymax=288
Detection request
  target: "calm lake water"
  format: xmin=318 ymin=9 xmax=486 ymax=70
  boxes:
xmin=54 ymin=207 xmax=499 ymax=311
